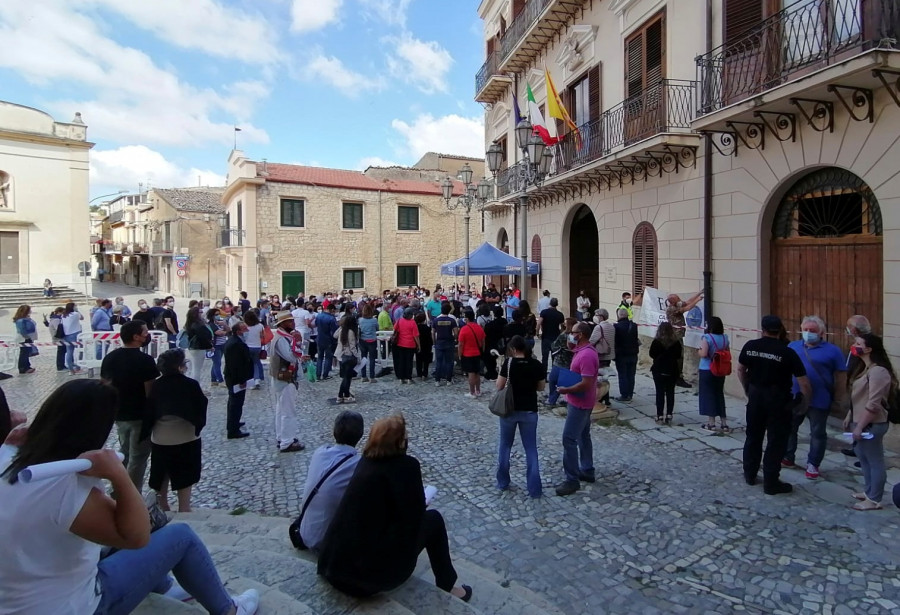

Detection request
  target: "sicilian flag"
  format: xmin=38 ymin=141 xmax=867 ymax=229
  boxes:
xmin=545 ymin=68 xmax=582 ymax=150
xmin=525 ymin=83 xmax=559 ymax=146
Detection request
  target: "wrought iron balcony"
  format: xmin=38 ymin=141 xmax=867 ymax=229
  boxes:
xmin=475 ymin=51 xmax=512 ymax=103
xmin=697 ymin=0 xmax=900 ymax=115
xmin=218 ymin=228 xmax=245 ymax=248
xmin=500 ymin=0 xmax=552 ymax=62
xmin=487 ymin=80 xmax=699 ymax=205
xmin=554 ymin=80 xmax=696 ymax=175
xmin=497 ymin=0 xmax=582 ymax=72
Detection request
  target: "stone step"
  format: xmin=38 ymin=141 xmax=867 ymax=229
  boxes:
xmin=163 ymin=510 xmax=558 ymax=614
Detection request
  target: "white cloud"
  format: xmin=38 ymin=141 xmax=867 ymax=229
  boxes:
xmin=291 ymin=0 xmax=342 ymax=32
xmin=357 ymin=156 xmax=403 ymax=169
xmin=87 ymin=0 xmax=281 ymax=64
xmin=91 ymin=146 xmax=226 ymax=190
xmin=359 ymin=0 xmax=412 ymax=27
xmin=386 ymin=33 xmax=453 ymax=94
xmin=0 ymin=1 xmax=270 ymax=148
xmin=391 ymin=113 xmax=484 ymax=160
xmin=305 ymin=54 xmax=384 ymax=97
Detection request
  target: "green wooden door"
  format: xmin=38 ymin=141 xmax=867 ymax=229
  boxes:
xmin=282 ymin=271 xmax=305 ymax=298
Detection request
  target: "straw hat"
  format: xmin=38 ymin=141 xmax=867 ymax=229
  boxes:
xmin=274 ymin=311 xmax=294 ymax=327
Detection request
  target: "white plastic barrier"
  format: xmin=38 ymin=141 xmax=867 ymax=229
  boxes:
xmin=376 ymin=330 xmax=393 ymax=365
xmin=144 ymin=330 xmax=169 ymax=361
xmin=76 ymin=332 xmax=123 ymax=373
xmin=0 ymin=336 xmax=17 ymax=373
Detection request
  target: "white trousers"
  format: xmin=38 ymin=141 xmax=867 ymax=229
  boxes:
xmin=188 ymin=349 xmax=208 ymax=384
xmin=272 ymin=381 xmax=300 ymax=449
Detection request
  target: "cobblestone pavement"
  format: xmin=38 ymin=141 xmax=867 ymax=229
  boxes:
xmin=4 ymin=352 xmax=900 ymax=614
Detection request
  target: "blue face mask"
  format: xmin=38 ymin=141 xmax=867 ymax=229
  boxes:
xmin=801 ymin=331 xmax=819 ymax=344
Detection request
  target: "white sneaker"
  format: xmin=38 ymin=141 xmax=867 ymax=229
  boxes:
xmin=464 ymin=393 xmax=475 ymax=398
xmin=232 ymin=589 xmax=260 ymax=615
xmin=163 ymin=579 xmax=192 ymax=602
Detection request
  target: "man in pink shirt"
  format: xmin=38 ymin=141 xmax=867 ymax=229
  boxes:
xmin=555 ymin=322 xmax=598 ymax=496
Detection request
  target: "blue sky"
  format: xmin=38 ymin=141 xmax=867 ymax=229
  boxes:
xmin=0 ymin=0 xmax=487 ymax=199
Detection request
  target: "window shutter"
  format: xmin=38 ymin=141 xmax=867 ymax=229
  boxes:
xmin=724 ymin=0 xmax=764 ymax=45
xmin=633 ymin=223 xmax=658 ymax=295
xmin=588 ymin=65 xmax=601 ymax=122
xmin=625 ymin=31 xmax=644 ymax=98
xmin=645 ymin=18 xmax=664 ymax=86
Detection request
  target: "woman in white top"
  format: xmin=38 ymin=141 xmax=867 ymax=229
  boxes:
xmin=60 ymin=301 xmax=84 ymax=374
xmin=0 ymin=380 xmax=259 ymax=615
xmin=242 ymin=310 xmax=265 ymax=389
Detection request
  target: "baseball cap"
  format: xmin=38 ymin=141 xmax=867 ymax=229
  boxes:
xmin=761 ymin=315 xmax=783 ymax=333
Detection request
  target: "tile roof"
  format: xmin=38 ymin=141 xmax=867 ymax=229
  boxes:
xmin=154 ymin=188 xmax=224 ymax=213
xmin=258 ymin=162 xmax=465 ymax=196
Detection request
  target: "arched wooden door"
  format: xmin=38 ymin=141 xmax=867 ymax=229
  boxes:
xmin=771 ymin=168 xmax=882 ymax=347
xmin=568 ymin=205 xmax=599 ymax=319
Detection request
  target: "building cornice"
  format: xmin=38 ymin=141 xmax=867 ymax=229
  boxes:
xmin=0 ymin=128 xmax=94 ymax=150
xmin=222 ymin=176 xmax=265 ymax=203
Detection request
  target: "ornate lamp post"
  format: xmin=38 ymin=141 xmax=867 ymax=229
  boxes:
xmin=485 ymin=119 xmax=553 ymax=288
xmin=442 ymin=163 xmax=491 ymax=294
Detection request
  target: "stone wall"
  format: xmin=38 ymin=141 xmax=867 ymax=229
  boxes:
xmin=253 ymin=181 xmax=482 ymax=296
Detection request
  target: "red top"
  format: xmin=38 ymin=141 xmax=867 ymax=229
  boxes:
xmin=394 ymin=318 xmax=419 ymax=348
xmin=457 ymin=322 xmax=485 ymax=357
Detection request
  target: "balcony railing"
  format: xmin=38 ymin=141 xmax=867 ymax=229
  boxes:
xmin=697 ymin=0 xmax=900 ymax=115
xmin=499 ymin=0 xmax=552 ymax=63
xmin=151 ymin=240 xmax=172 ymax=254
xmin=218 ymin=228 xmax=245 ymax=248
xmin=475 ymin=51 xmax=501 ymax=96
xmin=490 ymin=80 xmax=696 ymax=200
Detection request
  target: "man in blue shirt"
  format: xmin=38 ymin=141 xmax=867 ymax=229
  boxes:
xmin=316 ymin=304 xmax=339 ymax=380
xmin=431 ymin=302 xmax=458 ymax=385
xmin=503 ymin=288 xmax=520 ymax=322
xmin=91 ymin=298 xmax=114 ymax=359
xmin=784 ymin=315 xmax=847 ymax=480
xmin=425 ymin=293 xmax=443 ymax=321
xmin=296 ymin=411 xmax=363 ymax=552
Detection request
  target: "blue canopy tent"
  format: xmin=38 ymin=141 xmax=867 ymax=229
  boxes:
xmin=440 ymin=242 xmax=540 ymax=276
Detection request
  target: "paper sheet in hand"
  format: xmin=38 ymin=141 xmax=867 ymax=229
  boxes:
xmin=842 ymin=432 xmax=874 ymax=440
xmin=19 ymin=451 xmax=125 ymax=483
xmin=424 ymin=485 xmax=438 ymax=506
xmin=557 ymin=368 xmax=582 ymax=388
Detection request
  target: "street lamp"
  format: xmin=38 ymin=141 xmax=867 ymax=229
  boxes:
xmin=89 ymin=190 xmax=127 ymax=205
xmin=441 ymin=163 xmax=490 ymax=294
xmin=484 ymin=119 xmax=553 ymax=289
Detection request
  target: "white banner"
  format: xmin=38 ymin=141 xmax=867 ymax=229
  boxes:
xmin=639 ymin=287 xmax=705 ymax=348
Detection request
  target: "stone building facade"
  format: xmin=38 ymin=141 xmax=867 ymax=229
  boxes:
xmin=220 ymin=151 xmax=478 ymax=299
xmin=475 ymin=0 xmax=900 ymax=386
xmin=0 ymin=101 xmax=92 ymax=289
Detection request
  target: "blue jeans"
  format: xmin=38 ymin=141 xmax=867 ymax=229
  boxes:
xmin=248 ymin=347 xmax=264 ymax=382
xmin=317 ymin=340 xmax=335 ymax=379
xmin=434 ymin=345 xmax=454 ymax=382
xmin=209 ymin=346 xmax=224 ymax=383
xmin=360 ymin=340 xmax=378 ymax=378
xmin=561 ymin=404 xmax=594 ymax=483
xmin=855 ymin=421 xmax=889 ymax=502
xmin=615 ymin=355 xmax=637 ymax=398
xmin=64 ymin=332 xmax=79 ymax=370
xmin=785 ymin=406 xmax=829 ymax=467
xmin=95 ymin=523 xmax=232 ymax=615
xmin=547 ymin=365 xmax=561 ymax=404
xmin=497 ymin=411 xmax=542 ymax=497
xmin=540 ymin=339 xmax=553 ymax=373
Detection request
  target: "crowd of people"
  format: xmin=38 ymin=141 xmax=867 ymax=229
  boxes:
xmin=1 ymin=281 xmax=898 ymax=613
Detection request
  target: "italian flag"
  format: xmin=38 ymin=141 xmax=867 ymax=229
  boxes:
xmin=526 ymin=82 xmax=559 ymax=146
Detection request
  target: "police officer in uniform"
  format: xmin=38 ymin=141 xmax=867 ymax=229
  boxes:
xmin=737 ymin=315 xmax=811 ymax=495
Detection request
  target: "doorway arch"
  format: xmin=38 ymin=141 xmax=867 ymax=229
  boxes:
xmin=769 ymin=167 xmax=882 ymax=345
xmin=495 ymin=228 xmax=510 ymax=291
xmin=566 ymin=204 xmax=599 ymax=318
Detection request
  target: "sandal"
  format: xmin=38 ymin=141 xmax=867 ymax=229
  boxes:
xmin=655 ymin=416 xmax=664 ymax=424
xmin=852 ymin=499 xmax=883 ymax=511
xmin=701 ymin=424 xmax=717 ymax=432
xmin=720 ymin=425 xmax=732 ymax=434
xmin=852 ymin=492 xmax=867 ymax=501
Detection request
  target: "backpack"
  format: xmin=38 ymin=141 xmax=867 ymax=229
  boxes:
xmin=152 ymin=310 xmax=166 ymax=331
xmin=708 ymin=334 xmax=732 ymax=377
xmin=175 ymin=329 xmax=190 ymax=349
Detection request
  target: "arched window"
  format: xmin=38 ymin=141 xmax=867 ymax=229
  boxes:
xmin=632 ymin=222 xmax=657 ymax=295
xmin=498 ymin=228 xmax=509 ymax=252
xmin=530 ymin=234 xmax=542 ymax=289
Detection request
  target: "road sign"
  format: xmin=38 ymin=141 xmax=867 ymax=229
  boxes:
xmin=176 ymin=260 xmax=187 ymax=269
xmin=77 ymin=261 xmax=91 ymax=273
xmin=173 ymin=255 xmax=189 ymax=261
xmin=176 ymin=268 xmax=187 ymax=278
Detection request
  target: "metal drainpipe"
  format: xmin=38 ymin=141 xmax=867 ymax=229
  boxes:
xmin=702 ymin=0 xmax=714 ymax=319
